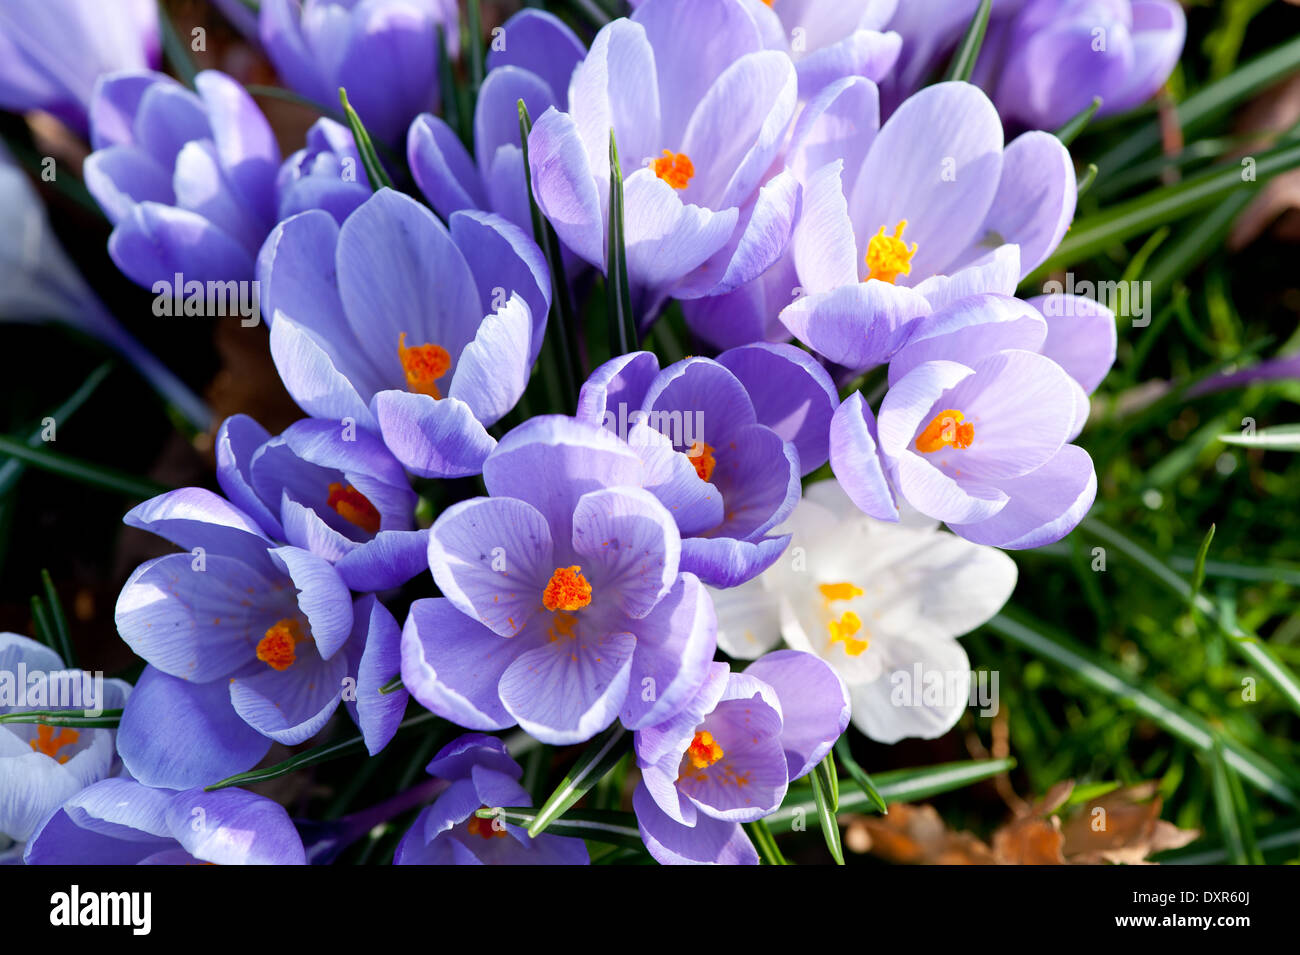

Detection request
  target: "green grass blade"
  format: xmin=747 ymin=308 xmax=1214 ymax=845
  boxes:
xmin=0 ymin=709 xmax=122 ymax=728
xmin=0 ymin=435 xmax=169 ymax=501
xmin=744 ymin=818 xmax=790 ymax=865
xmin=834 ymin=737 xmax=889 ymax=814
xmin=1076 ymin=162 xmax=1098 ymax=198
xmin=157 ymin=0 xmax=198 ymax=88
xmin=528 ymin=723 xmax=628 ymax=837
xmin=943 ymin=0 xmax=992 ymax=83
xmin=1189 ymin=523 xmax=1216 ymax=610
xmin=1219 ymin=424 xmax=1300 ymax=450
xmin=809 ymin=757 xmax=844 ymax=864
xmin=479 ymin=807 xmax=644 ymax=849
xmin=1055 ymin=97 xmax=1102 ymax=146
xmin=338 ymin=87 xmax=394 ymax=190
xmin=40 ymin=569 xmax=75 ymax=669
xmin=606 ymin=129 xmax=637 ymax=357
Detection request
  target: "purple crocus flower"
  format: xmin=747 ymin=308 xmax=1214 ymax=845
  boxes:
xmin=576 ymin=342 xmax=839 ymax=587
xmin=979 ymin=0 xmax=1186 ymax=130
xmin=258 ymin=188 xmax=550 ymax=479
xmin=24 ymin=779 xmax=306 ymax=864
xmin=260 ymin=0 xmax=458 ymax=146
xmin=84 ymin=69 xmax=280 ymax=288
xmin=780 ymin=78 xmax=1077 ymax=371
xmin=396 ymin=734 xmax=589 ymax=865
xmin=0 ymin=0 xmax=158 ymax=136
xmin=527 ymin=0 xmax=802 ymax=319
xmin=113 ymin=487 xmax=404 ymax=787
xmin=409 ymin=8 xmax=586 ymax=235
xmin=633 ymin=650 xmax=849 ymax=865
xmin=401 ymin=416 xmax=718 ymax=745
xmin=0 ymin=634 xmax=131 ymax=853
xmin=277 ymin=117 xmax=373 ymax=225
xmin=215 ymin=413 xmax=427 ymax=592
xmin=829 ymin=291 xmax=1115 ymax=549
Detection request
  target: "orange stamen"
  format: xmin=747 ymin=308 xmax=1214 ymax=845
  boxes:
xmin=542 ymin=566 xmax=592 ymax=613
xmin=327 ymin=482 xmax=382 ymax=535
xmin=30 ymin=724 xmax=80 ymax=763
xmin=256 ymin=617 xmax=309 ymax=671
xmin=686 ymin=441 xmax=716 ymax=483
xmin=915 ymin=408 xmax=974 ymax=453
xmin=685 ymin=730 xmax=725 ymax=770
xmin=398 ymin=332 xmax=452 ymax=399
xmin=651 ymin=150 xmax=694 ymax=190
xmin=466 ymin=807 xmax=509 ymax=840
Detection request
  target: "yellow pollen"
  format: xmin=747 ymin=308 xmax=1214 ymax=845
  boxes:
xmin=256 ymin=617 xmax=309 ymax=671
xmin=398 ymin=332 xmax=452 ymax=399
xmin=651 ymin=150 xmax=694 ymax=189
xmin=327 ymin=482 xmax=382 ymax=534
xmin=819 ymin=582 xmax=863 ymax=603
xmin=864 ymin=220 xmax=917 ymax=284
xmin=30 ymin=724 xmax=80 ymax=763
xmin=686 ymin=730 xmax=725 ymax=770
xmin=828 ymin=610 xmax=869 ymax=656
xmin=466 ymin=806 xmax=509 ymax=840
xmin=686 ymin=441 xmax=716 ymax=483
xmin=915 ymin=408 xmax=974 ymax=453
xmin=542 ymin=566 xmax=592 ymax=612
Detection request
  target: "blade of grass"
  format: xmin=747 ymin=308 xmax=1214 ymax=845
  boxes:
xmin=0 ymin=709 xmax=122 ymax=728
xmin=1055 ymin=96 xmax=1102 ymax=146
xmin=527 ymin=722 xmax=628 ymax=837
xmin=1076 ymin=162 xmax=1098 ymax=198
xmin=606 ymin=129 xmax=637 ymax=357
xmin=943 ymin=0 xmax=992 ymax=83
xmin=1219 ymin=424 xmax=1300 ymax=450
xmin=0 ymin=436 xmax=169 ymax=500
xmin=39 ymin=569 xmax=75 ymax=669
xmin=809 ymin=757 xmax=844 ymax=864
xmin=744 ymin=818 xmax=790 ymax=865
xmin=835 ymin=736 xmax=888 ymax=814
xmin=338 ymin=88 xmax=394 ymax=190
xmin=157 ymin=0 xmax=198 ymax=88
xmin=478 ymin=806 xmax=643 ymax=849
xmin=1189 ymin=523 xmax=1216 ymax=611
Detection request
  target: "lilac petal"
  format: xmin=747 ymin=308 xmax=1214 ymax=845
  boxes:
xmin=717 ymin=342 xmax=839 ymax=475
xmin=269 ymin=314 xmax=377 ymax=429
xmin=779 ymin=281 xmax=931 ymax=370
xmin=488 ymin=9 xmax=585 ymax=105
xmin=428 ymin=733 xmax=520 ymax=782
xmin=681 ymin=254 xmax=798 ymax=350
xmin=527 ymin=107 xmax=606 ymax=269
xmin=633 ymin=781 xmax=757 ymax=866
xmin=259 ymin=0 xmax=329 ymax=104
xmin=193 ymin=70 xmax=279 ymax=216
xmin=0 ymin=631 xmax=63 ymax=674
xmin=978 ymin=131 xmax=1075 ymax=276
xmin=89 ymin=70 xmax=166 ymax=150
xmin=230 ymin=647 xmax=346 ymax=745
xmin=788 ymin=77 xmax=880 ymax=197
xmin=335 ymin=529 xmax=432 ymax=592
xmin=996 ymin=17 xmax=1132 ymax=128
xmin=795 ymin=30 xmax=902 ymax=97
xmin=829 ymin=392 xmax=899 ymax=521
xmin=634 ymin=660 xmax=730 ymax=770
xmin=351 ymin=595 xmax=408 ymax=755
xmin=1027 ymin=293 xmax=1117 ymax=394
xmin=215 ymin=414 xmax=281 ymax=538
xmin=678 ymin=699 xmax=787 ymax=821
xmin=447 ymin=293 xmax=534 ymax=427
xmin=401 ymin=598 xmax=525 ymax=731
xmin=710 ymin=423 xmax=801 ymax=540
xmin=893 ymin=453 xmax=1009 ymax=525
xmin=572 ymin=488 xmax=679 ymax=619
xmin=429 ymin=496 xmax=554 ymax=638
xmin=124 ymin=486 xmax=274 ymax=572
xmin=888 ymin=292 xmax=1047 ymax=386
xmin=912 ymin=243 xmax=1021 ymax=311
xmin=679 ymin=533 xmax=790 ymax=590
xmin=117 ymin=667 xmax=272 ymax=789
xmin=791 ymin=159 xmax=859 ymax=295
xmin=1106 ymin=0 xmax=1186 ymax=114
xmin=408 ymin=112 xmax=487 ymax=218
xmin=475 ymin=66 xmax=555 ymax=173
xmin=115 ymin=553 xmax=283 ymax=682
xmin=82 ymin=144 xmax=172 ymax=225
xmin=621 ymin=169 xmax=739 ymax=292
xmin=849 ymin=634 xmax=971 ymax=743
xmin=267 ymin=546 xmax=353 ymax=659
xmin=334 ymin=2 xmax=438 ymax=146
xmin=576 ymin=351 xmax=661 ymax=426
xmin=499 ymin=629 xmax=637 ymax=745
xmin=23 ymin=778 xmax=173 ymax=865
xmin=372 ymin=389 xmax=497 ymax=479
xmin=621 ymin=572 xmax=716 ymax=730
xmin=949 ymin=444 xmax=1097 ymax=549
xmin=627 ymin=421 xmax=726 ymax=536
xmin=744 ymin=650 xmax=850 ymax=781
xmin=643 ymin=357 xmax=757 ymax=446
xmin=449 ymin=209 xmax=550 ymax=350
xmin=280 ymin=496 xmax=356 ymax=564
xmin=166 ymin=788 xmax=306 ymax=865
xmin=482 ymin=416 xmax=644 ymax=539
xmin=108 ymin=201 xmax=254 ymax=287
xmin=876 ymin=359 xmax=976 ymax=460
xmin=172 ymin=139 xmax=266 ymax=252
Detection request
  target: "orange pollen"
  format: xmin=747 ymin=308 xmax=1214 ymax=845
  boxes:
xmin=864 ymin=219 xmax=917 ymax=284
xmin=915 ymin=408 xmax=974 ymax=453
xmin=30 ymin=724 xmax=80 ymax=763
xmin=828 ymin=610 xmax=869 ymax=656
xmin=398 ymin=332 xmax=452 ymax=399
xmin=327 ymin=482 xmax=382 ymax=535
xmin=686 ymin=441 xmax=716 ymax=483
xmin=818 ymin=581 xmax=863 ymax=603
xmin=466 ymin=807 xmax=509 ymax=840
xmin=686 ymin=730 xmax=725 ymax=770
xmin=651 ymin=150 xmax=694 ymax=190
xmin=256 ymin=617 xmax=309 ymax=671
xmin=542 ymin=566 xmax=592 ymax=612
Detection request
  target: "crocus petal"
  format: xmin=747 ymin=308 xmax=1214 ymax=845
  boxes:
xmin=408 ymin=112 xmax=487 ymax=218
xmin=166 ymin=788 xmax=306 ymax=865
xmin=829 ymin=392 xmax=899 ymax=521
xmin=633 ymin=780 xmax=757 ymax=866
xmin=745 ymin=650 xmax=850 ymax=781
xmin=351 ymin=595 xmax=408 ymax=755
xmin=449 ymin=209 xmax=550 ymax=350
xmin=123 ymin=486 xmax=275 ymax=572
xmin=215 ymin=414 xmax=281 ymax=538
xmin=230 ymin=649 xmax=346 ymax=745
xmin=573 ymin=488 xmax=679 ymax=619
xmin=621 ymin=169 xmax=739 ymax=292
xmin=335 ymin=529 xmax=432 ymax=592
xmin=1027 ymin=293 xmax=1117 ymax=394
xmin=448 ymin=293 xmax=534 ymax=427
xmin=270 ymin=313 xmax=377 ymax=429
xmin=23 ymin=778 xmax=173 ymax=865
xmin=527 ymin=107 xmax=606 ymax=268
xmin=849 ymin=634 xmax=971 ymax=743
xmin=1105 ymin=0 xmax=1186 ymax=114
xmin=372 ymin=389 xmax=497 ymax=479
xmin=109 ymin=201 xmax=254 ymax=287
xmin=486 ymin=9 xmax=586 ymax=106
xmin=790 ymin=159 xmax=859 ymax=295
xmin=976 ymin=131 xmax=1075 ymax=277
xmin=787 ymin=77 xmax=880 ymax=195
xmin=795 ymin=29 xmax=902 ymax=97
xmin=193 ymin=70 xmax=279 ymax=214
xmin=780 ymin=281 xmax=931 ymax=370
xmin=679 ymin=534 xmax=791 ymax=590
xmin=887 ymin=292 xmax=1047 ymax=386
xmin=621 ymin=572 xmax=716 ymax=730
xmin=268 ymin=546 xmax=353 ymax=660
xmin=576 ymin=351 xmax=661 ymax=426
xmin=82 ymin=144 xmax=172 ymax=225
xmin=911 ymin=244 xmax=1021 ymax=312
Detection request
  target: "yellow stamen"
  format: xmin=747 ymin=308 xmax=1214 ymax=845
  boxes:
xmin=686 ymin=441 xmax=716 ymax=483
xmin=651 ymin=150 xmax=694 ymax=190
xmin=30 ymin=724 xmax=80 ymax=763
xmin=256 ymin=617 xmax=309 ymax=671
xmin=828 ymin=610 xmax=869 ymax=656
xmin=327 ymin=482 xmax=382 ymax=534
xmin=864 ymin=220 xmax=917 ymax=284
xmin=818 ymin=582 xmax=863 ymax=603
xmin=915 ymin=408 xmax=974 ymax=453
xmin=542 ymin=566 xmax=592 ymax=613
xmin=685 ymin=730 xmax=725 ymax=770
xmin=398 ymin=332 xmax=452 ymax=399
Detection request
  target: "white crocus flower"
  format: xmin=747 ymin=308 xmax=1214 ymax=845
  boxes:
xmin=710 ymin=478 xmax=1017 ymax=743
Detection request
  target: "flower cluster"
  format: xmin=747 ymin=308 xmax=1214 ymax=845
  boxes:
xmin=0 ymin=0 xmax=1176 ymax=866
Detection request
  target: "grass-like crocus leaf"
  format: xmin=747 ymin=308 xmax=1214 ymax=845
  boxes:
xmin=944 ymin=0 xmax=992 ymax=83
xmin=834 ymin=736 xmax=889 ymax=814
xmin=1219 ymin=424 xmax=1300 ymax=451
xmin=0 ymin=435 xmax=170 ymax=501
xmin=0 ymin=709 xmax=122 ymax=728
xmin=479 ymin=806 xmax=644 ymax=850
xmin=338 ymin=87 xmax=394 ymax=191
xmin=744 ymin=818 xmax=790 ymax=865
xmin=527 ymin=722 xmax=628 ymax=837
xmin=1208 ymin=738 xmax=1264 ymax=865
xmin=40 ymin=569 xmax=75 ymax=669
xmin=1055 ymin=96 xmax=1102 ymax=147
xmin=606 ymin=129 xmax=638 ymax=357
xmin=1076 ymin=162 xmax=1098 ymax=198
xmin=809 ymin=756 xmax=844 ymax=864
xmin=157 ymin=0 xmax=198 ymax=89
xmin=466 ymin=0 xmax=484 ymax=98
xmin=1189 ymin=523 xmax=1216 ymax=610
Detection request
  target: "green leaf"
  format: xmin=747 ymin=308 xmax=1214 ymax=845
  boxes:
xmin=987 ymin=609 xmax=1300 ymax=808
xmin=1063 ymin=781 xmax=1122 ymax=807
xmin=744 ymin=818 xmax=790 ymax=865
xmin=816 ymin=751 xmax=840 ymax=812
xmin=834 ymin=736 xmax=888 ymax=814
xmin=606 ymin=129 xmax=638 ymax=357
xmin=40 ymin=569 xmax=75 ymax=670
xmin=943 ymin=0 xmax=992 ymax=83
xmin=478 ymin=806 xmax=644 ymax=850
xmin=378 ymin=676 xmax=404 ymax=696
xmin=465 ymin=0 xmax=485 ymax=97
xmin=809 ymin=756 xmax=844 ymax=864
xmin=338 ymin=87 xmax=394 ymax=191
xmin=1208 ymin=739 xmax=1263 ymax=865
xmin=1219 ymin=424 xmax=1300 ymax=451
xmin=0 ymin=435 xmax=169 ymax=501
xmin=527 ymin=723 xmax=628 ymax=837
xmin=1082 ymin=519 xmax=1300 ymax=721
xmin=1055 ymin=96 xmax=1102 ymax=146
xmin=1076 ymin=162 xmax=1098 ymax=198
xmin=205 ymin=712 xmax=439 ymax=790
xmin=157 ymin=0 xmax=198 ymax=88
xmin=0 ymin=709 xmax=122 ymax=728
xmin=1189 ymin=523 xmax=1217 ymax=610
